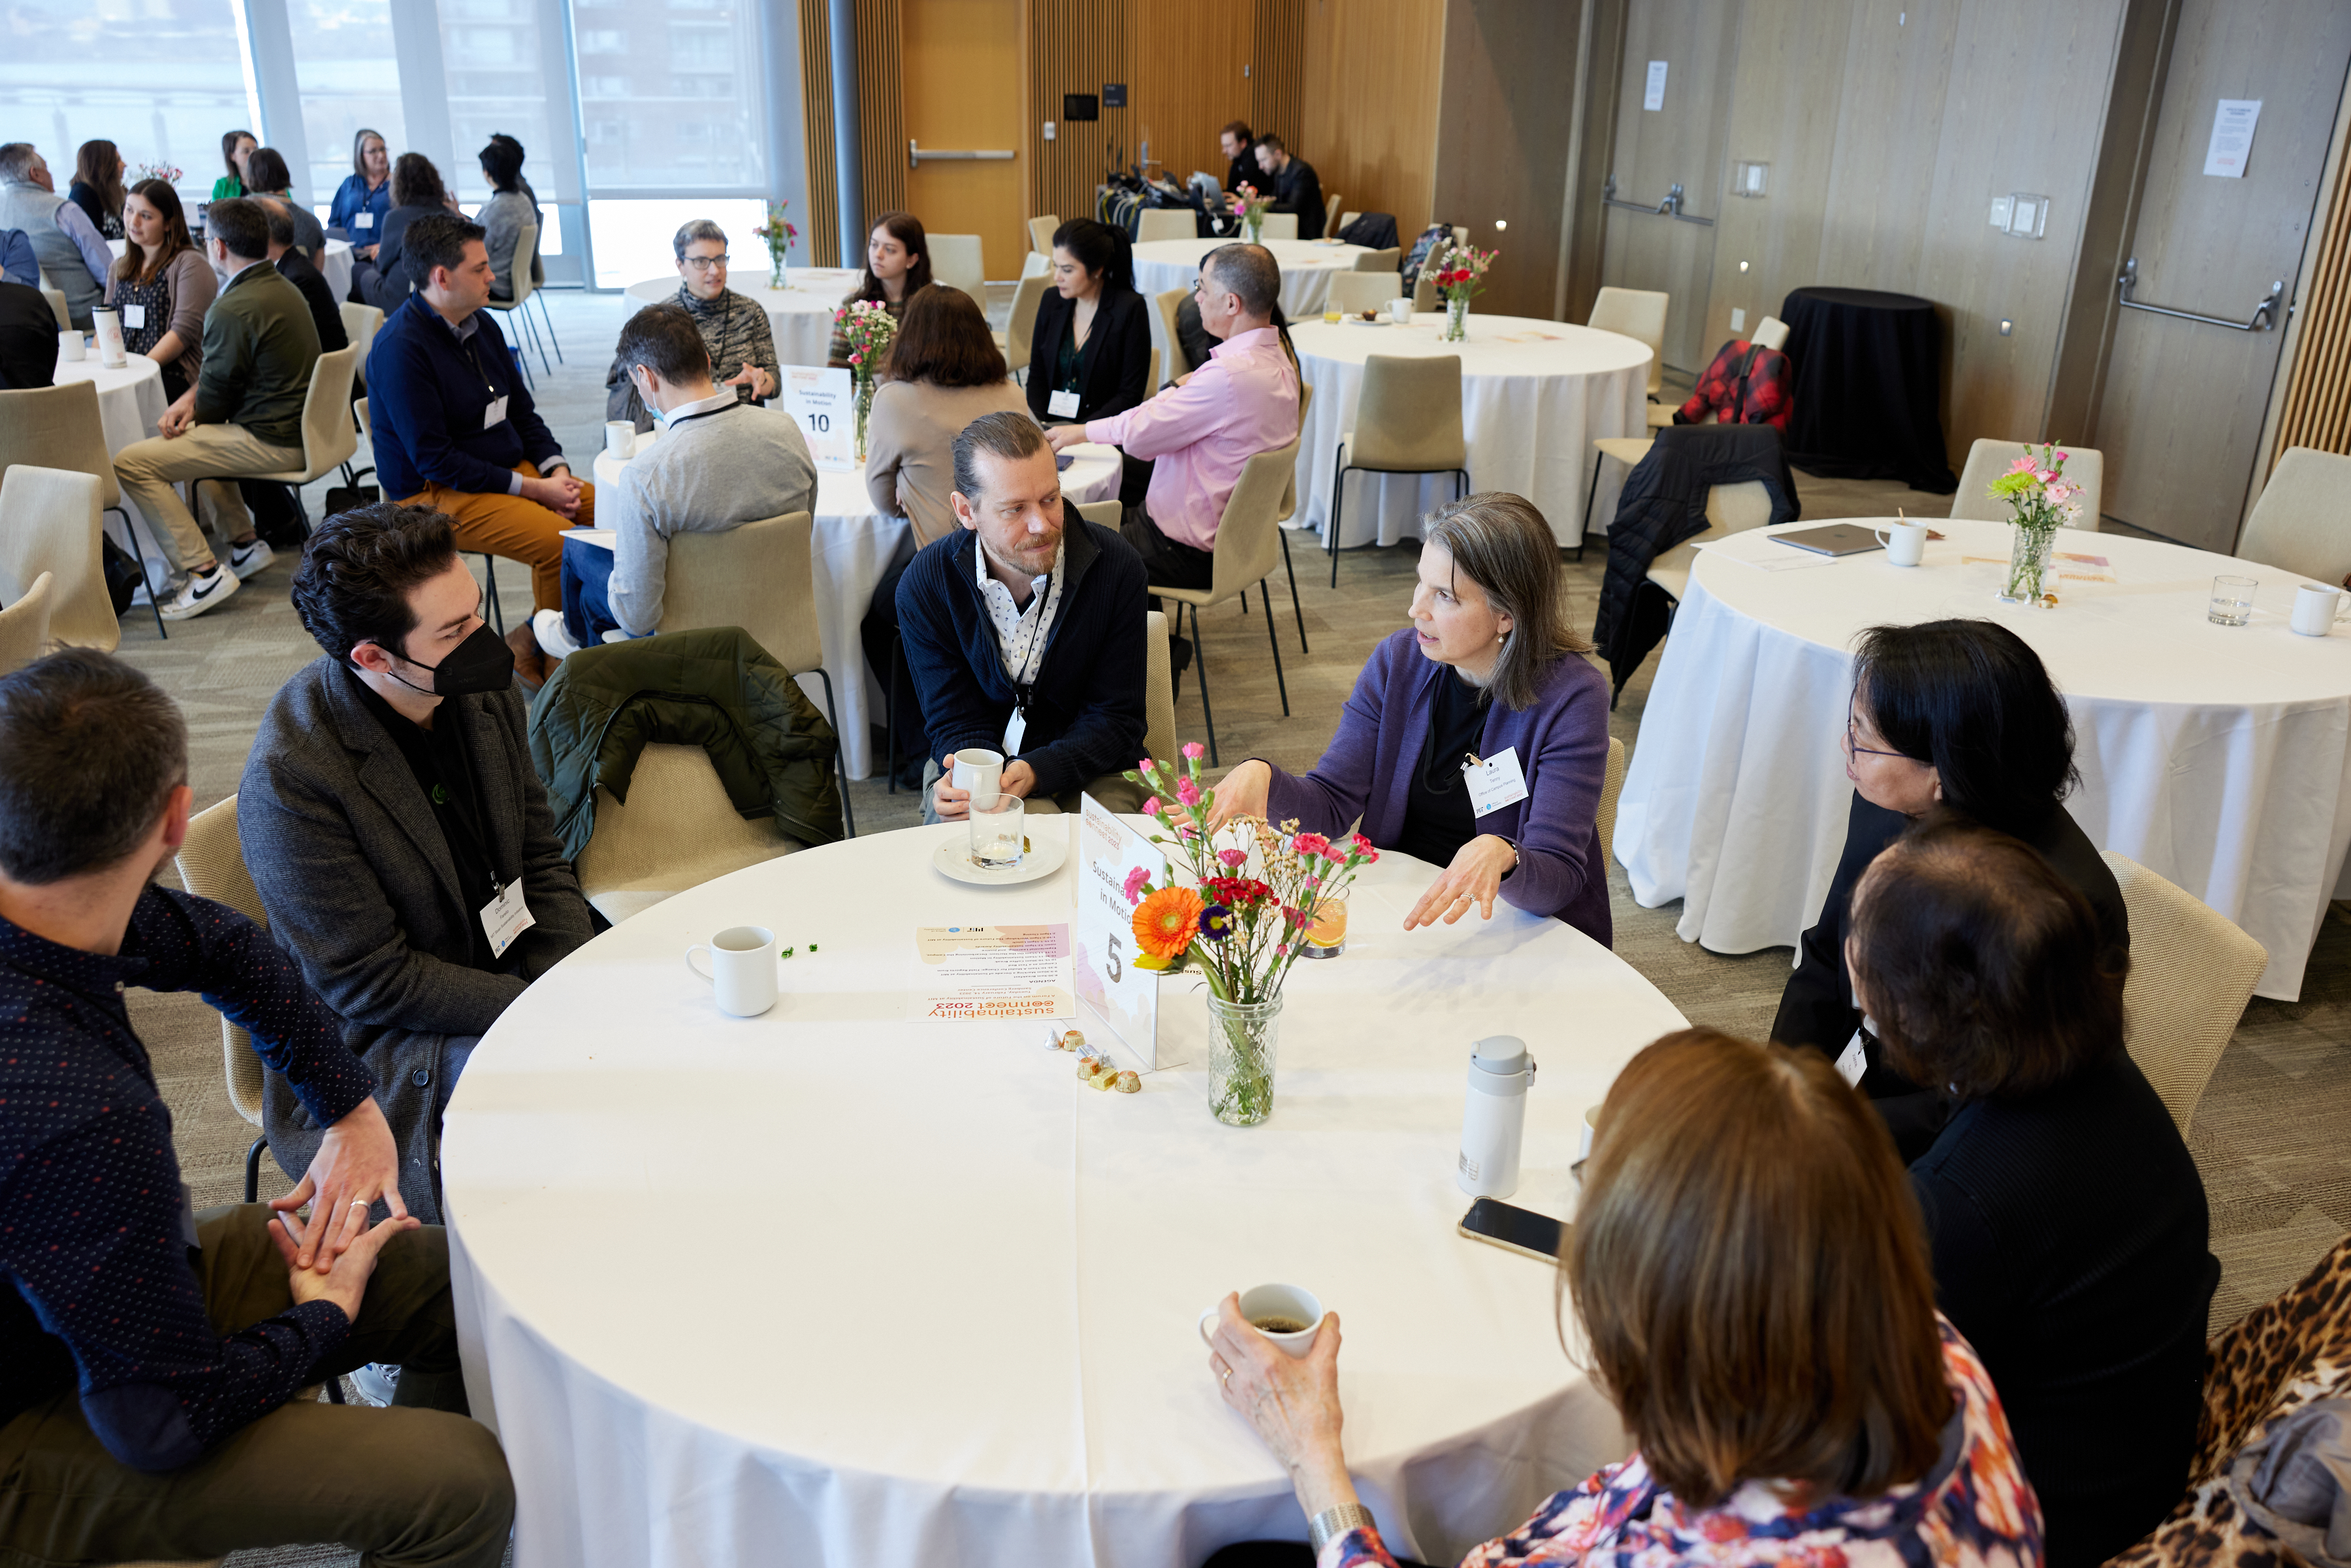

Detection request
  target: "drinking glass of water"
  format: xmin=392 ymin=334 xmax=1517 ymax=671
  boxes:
xmin=2209 ymin=575 xmax=2258 ymax=627
xmin=970 ymin=793 xmax=1025 ymax=869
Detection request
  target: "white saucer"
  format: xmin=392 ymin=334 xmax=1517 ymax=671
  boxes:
xmin=931 ymin=830 xmax=1068 ymax=886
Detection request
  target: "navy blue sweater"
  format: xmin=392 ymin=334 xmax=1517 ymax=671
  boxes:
xmin=364 ymin=293 xmax=566 ymax=501
xmin=896 ymin=520 xmax=1149 ymax=797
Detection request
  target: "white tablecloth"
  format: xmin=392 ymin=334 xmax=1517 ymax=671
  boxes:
xmin=1289 ymin=316 xmax=1650 ymax=551
xmin=590 ymin=419 xmax=1121 ymax=778
xmin=622 ymin=268 xmax=864 ymax=370
xmin=444 ymin=822 xmax=1684 ymax=1568
xmin=1614 ymin=518 xmax=2351 ymax=1000
xmin=54 ymin=354 xmax=172 ymax=586
xmin=1132 ymin=238 xmax=1370 ymax=322
xmin=104 ymin=237 xmax=351 ymax=302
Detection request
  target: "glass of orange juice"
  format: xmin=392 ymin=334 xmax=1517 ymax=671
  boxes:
xmin=1299 ymin=896 xmax=1347 ymax=959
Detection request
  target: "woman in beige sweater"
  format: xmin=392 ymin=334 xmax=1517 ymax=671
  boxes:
xmin=862 ymin=285 xmax=1029 ymax=547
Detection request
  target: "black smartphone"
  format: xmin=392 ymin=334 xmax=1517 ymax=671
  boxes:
xmin=1458 ymin=1197 xmax=1567 ymax=1264
xmin=1055 ymin=452 xmax=1075 ymax=471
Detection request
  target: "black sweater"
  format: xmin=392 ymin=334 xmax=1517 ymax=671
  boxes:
xmin=1025 ymin=286 xmax=1152 ymax=426
xmin=1913 ymin=1053 xmax=2217 ymax=1567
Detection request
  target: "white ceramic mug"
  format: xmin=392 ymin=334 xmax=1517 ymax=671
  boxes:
xmin=1577 ymin=1102 xmax=1603 ymax=1162
xmin=2290 ymin=582 xmax=2351 ymax=637
xmin=1874 ymin=519 xmax=1928 ymax=567
xmin=1388 ymin=298 xmax=1412 ymax=325
xmin=603 ymin=420 xmax=635 ymax=459
xmin=952 ymin=746 xmax=1004 ymax=808
xmin=57 ymin=330 xmax=84 ymax=363
xmin=686 ymin=924 xmax=779 ymax=1017
xmin=1198 ymin=1283 xmax=1326 ymax=1359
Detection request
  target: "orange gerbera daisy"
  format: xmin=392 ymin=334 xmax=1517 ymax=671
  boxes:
xmin=1132 ymin=885 xmax=1204 ymax=961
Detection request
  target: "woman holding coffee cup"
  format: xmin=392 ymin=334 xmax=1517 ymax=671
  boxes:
xmin=1200 ymin=1028 xmax=2043 ymax=1568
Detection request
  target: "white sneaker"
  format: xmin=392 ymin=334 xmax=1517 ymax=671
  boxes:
xmin=531 ymin=607 xmax=581 ymax=660
xmin=226 ymin=537 xmax=277 ymax=579
xmin=349 ymin=1362 xmax=400 ymax=1405
xmin=159 ymin=566 xmax=240 ymax=621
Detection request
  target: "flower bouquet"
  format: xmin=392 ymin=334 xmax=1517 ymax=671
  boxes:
xmin=1986 ymin=441 xmax=2083 ymax=606
xmin=133 ymin=162 xmax=184 ymax=187
xmin=754 ymin=199 xmax=798 ymax=289
xmin=1119 ymin=743 xmax=1379 ymax=1125
xmin=1228 ymin=182 xmax=1271 ymax=244
xmin=833 ymin=298 xmax=898 ymax=460
xmin=1422 ymin=239 xmax=1495 ymax=342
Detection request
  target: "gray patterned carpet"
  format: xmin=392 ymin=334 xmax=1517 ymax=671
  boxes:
xmin=97 ymin=289 xmax=2344 ymax=1566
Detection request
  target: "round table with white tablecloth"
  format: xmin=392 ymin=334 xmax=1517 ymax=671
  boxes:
xmin=105 ymin=236 xmax=351 ymax=303
xmin=622 ymin=268 xmax=864 ymax=371
xmin=590 ymin=417 xmax=1122 ymax=778
xmin=1289 ymin=315 xmax=1650 ymax=552
xmin=443 ymin=820 xmax=1682 ymax=1568
xmin=1613 ymin=517 xmax=2351 ymax=1001
xmin=53 ymin=353 xmax=174 ymax=587
xmin=1130 ymin=237 xmax=1371 ymax=323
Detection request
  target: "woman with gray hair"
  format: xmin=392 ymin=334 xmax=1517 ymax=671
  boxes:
xmin=604 ymin=217 xmax=780 ymax=430
xmin=1207 ymin=492 xmax=1614 ymax=944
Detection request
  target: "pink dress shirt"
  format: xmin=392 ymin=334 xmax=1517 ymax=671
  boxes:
xmin=1083 ymin=325 xmax=1299 ymax=551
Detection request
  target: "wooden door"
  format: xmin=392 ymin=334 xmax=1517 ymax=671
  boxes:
xmin=903 ymin=0 xmax=1025 ymax=281
xmin=2092 ymin=0 xmax=2351 ymax=549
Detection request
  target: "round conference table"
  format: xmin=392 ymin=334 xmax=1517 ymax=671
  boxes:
xmin=1612 ymin=517 xmax=2351 ymax=1001
xmin=1131 ymin=236 xmax=1372 ymax=321
xmin=622 ymin=267 xmax=863 ymax=370
xmin=589 ymin=418 xmax=1121 ymax=779
xmin=54 ymin=352 xmax=175 ymax=586
xmin=105 ymin=236 xmax=353 ymax=302
xmin=443 ymin=820 xmax=1682 ymax=1568
xmin=1289 ymin=315 xmax=1651 ymax=552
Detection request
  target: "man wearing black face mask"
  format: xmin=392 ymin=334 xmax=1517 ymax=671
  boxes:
xmin=240 ymin=503 xmax=593 ymax=1234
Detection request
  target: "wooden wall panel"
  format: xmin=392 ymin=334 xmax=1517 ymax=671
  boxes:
xmin=1253 ymin=0 xmax=1306 ymax=155
xmin=1301 ymin=0 xmax=1445 ymax=240
xmin=857 ymin=0 xmax=908 ymax=226
xmin=1128 ymin=0 xmax=1254 ymax=189
xmin=1431 ymin=0 xmax=1578 ymax=319
xmin=2275 ymin=78 xmax=2351 ymax=458
xmin=800 ymin=4 xmax=842 ymax=268
xmin=1029 ymin=0 xmax=1128 ymax=232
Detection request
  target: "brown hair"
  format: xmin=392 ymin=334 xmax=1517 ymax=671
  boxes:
xmin=852 ymin=210 xmax=934 ymax=302
xmin=1422 ymin=492 xmax=1594 ymax=711
xmin=73 ymin=140 xmax=125 ymax=221
xmin=883 ymin=283 xmax=1007 ymax=387
xmin=0 ymin=649 xmax=186 ymax=884
xmin=1220 ymin=120 xmax=1253 ymax=144
xmin=116 ymin=180 xmax=197 ymax=282
xmin=351 ymin=128 xmax=387 ymax=182
xmin=220 ymin=129 xmax=254 ymax=182
xmin=1849 ymin=812 xmax=2126 ymax=1099
xmin=1566 ymin=1028 xmax=1954 ymax=1508
xmin=391 ymin=152 xmax=446 ymax=211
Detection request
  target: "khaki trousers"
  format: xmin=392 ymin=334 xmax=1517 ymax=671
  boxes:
xmin=0 ymin=1206 xmax=513 ymax=1568
xmin=404 ymin=461 xmax=597 ymax=613
xmin=113 ymin=423 xmax=303 ymax=576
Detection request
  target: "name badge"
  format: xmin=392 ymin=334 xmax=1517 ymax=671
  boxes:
xmin=1048 ymin=389 xmax=1081 ymax=419
xmin=1834 ymin=1028 xmax=1869 ymax=1087
xmin=483 ymin=393 xmax=509 ymax=430
xmin=354 ymin=211 xmax=374 ymax=230
xmin=121 ymin=303 xmax=147 ymax=330
xmin=1462 ymin=746 xmax=1529 ymax=817
xmin=481 ymin=879 xmax=535 ymax=960
xmin=1002 ymin=706 xmax=1028 ymax=756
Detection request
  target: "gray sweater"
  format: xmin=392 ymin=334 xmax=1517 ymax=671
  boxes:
xmin=609 ymin=398 xmax=819 ymax=636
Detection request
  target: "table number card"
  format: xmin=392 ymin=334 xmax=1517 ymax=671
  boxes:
xmin=1074 ymin=794 xmax=1168 ymax=1069
xmin=784 ymin=366 xmax=856 ymax=472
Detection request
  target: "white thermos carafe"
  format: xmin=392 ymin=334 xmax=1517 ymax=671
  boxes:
xmin=1457 ymin=1034 xmax=1537 ymax=1198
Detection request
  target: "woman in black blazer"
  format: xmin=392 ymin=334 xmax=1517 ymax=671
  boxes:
xmin=1027 ymin=219 xmax=1154 ymax=501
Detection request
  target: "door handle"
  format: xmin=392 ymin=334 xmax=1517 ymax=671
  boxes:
xmin=908 ymin=140 xmax=1016 ymax=168
xmin=2117 ymin=257 xmax=2284 ymax=332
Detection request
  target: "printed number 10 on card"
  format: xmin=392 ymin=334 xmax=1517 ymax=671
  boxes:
xmin=784 ymin=366 xmax=856 ymax=472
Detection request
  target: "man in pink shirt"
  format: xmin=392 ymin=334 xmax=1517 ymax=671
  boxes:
xmin=1047 ymin=243 xmax=1299 ymax=601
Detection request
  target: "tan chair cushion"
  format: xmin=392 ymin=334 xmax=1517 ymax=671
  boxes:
xmin=1325 ymin=274 xmax=1399 ymax=315
xmin=657 ymin=511 xmax=821 ymax=675
xmin=1145 ymin=608 xmax=1176 ymax=765
xmin=2237 ymin=446 xmax=2350 ymax=583
xmin=1345 ymin=354 xmax=1465 ymax=473
xmin=0 ymin=463 xmax=114 ymax=652
xmin=1951 ymin=439 xmax=2104 ymax=532
xmin=1134 ymin=210 xmax=1195 ymax=244
xmin=577 ymin=743 xmax=797 ymax=923
xmin=1259 ymin=214 xmax=1299 ymax=240
xmin=0 ymin=378 xmax=123 ymax=509
xmin=1646 ymin=480 xmax=1774 ymax=601
xmin=1588 ymin=286 xmax=1670 ymax=398
xmin=1597 ymin=736 xmax=1627 ymax=857
xmin=172 ymin=795 xmax=268 ymax=1127
xmin=0 ymin=570 xmax=54 ymax=675
xmin=246 ymin=346 xmax=359 ymax=485
xmin=1350 ymin=247 xmax=1401 ymax=274
xmin=2100 ymin=851 xmax=2266 ymax=1133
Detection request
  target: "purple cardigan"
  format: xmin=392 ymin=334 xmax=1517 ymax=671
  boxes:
xmin=1262 ymin=628 xmax=1612 ymax=946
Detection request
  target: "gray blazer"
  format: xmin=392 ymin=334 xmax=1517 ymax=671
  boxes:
xmin=238 ymin=658 xmax=594 ymax=1221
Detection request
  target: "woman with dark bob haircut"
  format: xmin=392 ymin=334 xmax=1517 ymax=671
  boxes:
xmin=1200 ymin=1027 xmax=2044 ymax=1568
xmin=1849 ymin=815 xmax=2215 ymax=1568
xmin=1770 ymin=618 xmax=2126 ymax=1155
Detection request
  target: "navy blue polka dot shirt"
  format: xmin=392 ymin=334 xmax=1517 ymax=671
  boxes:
xmin=1 ymin=886 xmax=377 ymax=1471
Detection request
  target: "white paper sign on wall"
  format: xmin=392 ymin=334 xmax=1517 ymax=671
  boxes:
xmin=2205 ymin=99 xmax=2262 ymax=178
xmin=1644 ymin=60 xmax=1669 ymax=112
xmin=783 ymin=365 xmax=856 ymax=472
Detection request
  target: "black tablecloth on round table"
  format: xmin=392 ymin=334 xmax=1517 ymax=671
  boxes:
xmin=1780 ymin=286 xmax=1957 ymax=493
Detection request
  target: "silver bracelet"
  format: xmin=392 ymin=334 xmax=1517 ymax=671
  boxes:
xmin=1307 ymin=1502 xmax=1377 ymax=1556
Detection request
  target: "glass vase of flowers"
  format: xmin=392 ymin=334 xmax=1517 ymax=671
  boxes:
xmin=833 ymin=300 xmax=898 ymax=462
xmin=1120 ymin=744 xmax=1379 ymax=1126
xmin=754 ymin=199 xmax=798 ymax=290
xmin=1422 ymin=239 xmax=1495 ymax=343
xmin=1987 ymin=441 xmax=2083 ymax=607
xmin=1228 ymin=182 xmax=1271 ymax=246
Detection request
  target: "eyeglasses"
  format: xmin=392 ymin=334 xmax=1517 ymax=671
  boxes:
xmin=1842 ymin=714 xmax=1910 ymax=761
xmin=682 ymin=254 xmax=728 ymax=270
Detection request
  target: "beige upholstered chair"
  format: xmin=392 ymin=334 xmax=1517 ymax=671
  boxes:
xmin=1144 ymin=608 xmax=1177 ymax=768
xmin=1350 ymin=247 xmax=1400 ymax=274
xmin=1337 ymin=210 xmax=1360 ymax=235
xmin=927 ymin=233 xmax=987 ymax=309
xmin=1597 ymin=736 xmax=1627 ymax=855
xmin=482 ymin=220 xmax=559 ymax=376
xmin=1325 ymin=353 xmax=1468 ymax=587
xmin=575 ymin=743 xmax=798 ymax=924
xmin=1644 ymin=480 xmax=1774 ymax=603
xmin=1260 ymin=214 xmax=1299 ymax=241
xmin=0 ymin=465 xmax=115 ymax=652
xmin=1153 ymin=287 xmax=1192 ymax=384
xmin=1149 ymin=434 xmax=1303 ymax=765
xmin=1751 ymin=314 xmax=1789 ymax=351
xmin=1950 ymin=440 xmax=2105 ymax=532
xmin=38 ymin=282 xmax=69 ymax=329
xmin=1575 ymin=434 xmax=1657 ymax=561
xmin=341 ymin=300 xmax=385 ymax=389
xmin=1326 ymin=273 xmax=1398 ymax=315
xmin=2100 ymin=851 xmax=2267 ymax=1133
xmin=172 ymin=796 xmax=272 ymax=1194
xmin=0 ymin=571 xmax=54 ymax=675
xmin=1135 ymin=209 xmax=1195 ymax=244
xmin=1020 ymin=249 xmax=1048 ymax=280
xmin=999 ymin=272 xmax=1049 ymax=377
xmin=1412 ymin=272 xmax=1437 ymax=313
xmin=1028 ymin=214 xmax=1060 ymax=256
xmin=1324 ymin=193 xmax=1343 ymax=235
xmin=1588 ymin=286 xmax=1669 ymax=400
xmin=2237 ymin=446 xmax=2351 ymax=583
xmin=656 ymin=509 xmax=853 ymax=835
xmin=244 ymin=345 xmax=358 ymax=494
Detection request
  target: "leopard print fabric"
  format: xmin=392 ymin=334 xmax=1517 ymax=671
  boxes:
xmin=2105 ymin=1232 xmax=2351 ymax=1568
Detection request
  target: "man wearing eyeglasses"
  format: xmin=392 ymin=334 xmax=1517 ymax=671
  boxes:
xmin=603 ymin=218 xmax=780 ymax=433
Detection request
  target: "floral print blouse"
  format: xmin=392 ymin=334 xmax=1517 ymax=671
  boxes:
xmin=1330 ymin=1319 xmax=2043 ymax=1568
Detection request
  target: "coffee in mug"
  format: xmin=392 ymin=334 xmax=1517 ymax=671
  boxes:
xmin=1249 ymin=1315 xmax=1310 ymax=1334
xmin=1198 ymin=1282 xmax=1325 ymax=1358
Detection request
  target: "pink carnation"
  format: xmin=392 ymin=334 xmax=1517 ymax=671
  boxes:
xmin=1275 ymin=943 xmax=1289 ymax=956
xmin=1181 ymin=742 xmax=1206 ymax=760
xmin=1176 ymin=778 xmax=1200 ymax=806
xmin=1143 ymin=797 xmax=1162 ymax=816
xmin=1123 ymin=866 xmax=1152 ymax=905
xmin=1293 ymin=832 xmax=1331 ymax=857
xmin=2006 ymin=456 xmax=2038 ymax=475
xmin=1217 ymin=848 xmax=1248 ymax=868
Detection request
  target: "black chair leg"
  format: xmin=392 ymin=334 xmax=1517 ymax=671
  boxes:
xmin=1578 ymin=451 xmax=1605 ymax=564
xmin=812 ymin=666 xmax=856 ymax=838
xmin=326 ymin=1378 xmax=346 ymax=1404
xmin=1191 ymin=602 xmax=1218 ymax=767
xmin=884 ymin=636 xmax=906 ymax=795
xmin=1278 ymin=528 xmax=1308 ymax=653
xmin=245 ymin=1134 xmax=268 ymax=1204
xmin=479 ymin=554 xmax=504 ymax=635
xmin=532 ymin=290 xmax=564 ymax=364
xmin=1262 ymin=582 xmax=1288 ymax=716
xmin=106 ymin=505 xmax=168 ymax=639
xmin=1328 ymin=446 xmax=1348 ymax=590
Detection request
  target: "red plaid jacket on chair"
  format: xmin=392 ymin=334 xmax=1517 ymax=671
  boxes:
xmin=1675 ymin=338 xmax=1792 ymax=429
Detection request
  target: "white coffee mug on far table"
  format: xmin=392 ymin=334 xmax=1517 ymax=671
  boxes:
xmin=1874 ymin=519 xmax=1928 ymax=567
xmin=603 ymin=420 xmax=635 ymax=459
xmin=2291 ymin=582 xmax=2351 ymax=637
xmin=952 ymin=746 xmax=1004 ymax=808
xmin=1198 ymin=1282 xmax=1326 ymax=1358
xmin=686 ymin=924 xmax=779 ymax=1017
xmin=1388 ymin=298 xmax=1412 ymax=325
xmin=58 ymin=330 xmax=84 ymax=363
